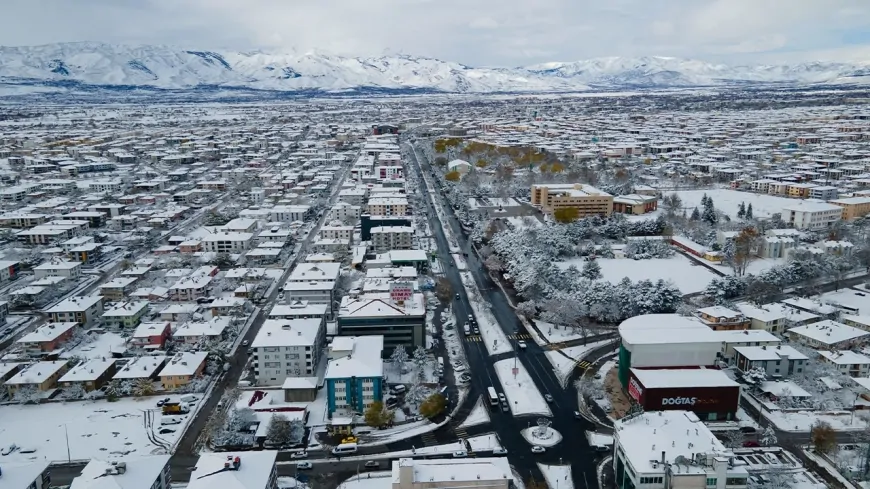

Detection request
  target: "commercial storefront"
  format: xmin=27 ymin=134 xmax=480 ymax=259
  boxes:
xmin=628 ymin=368 xmax=741 ymax=421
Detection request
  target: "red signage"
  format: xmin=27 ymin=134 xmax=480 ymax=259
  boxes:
xmin=390 ymin=282 xmax=413 ymax=302
xmin=628 ymin=378 xmax=644 ymax=402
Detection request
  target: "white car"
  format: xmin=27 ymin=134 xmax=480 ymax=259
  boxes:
xmin=544 ymin=394 xmax=554 ymax=403
xmin=296 ymin=462 xmax=313 ymax=470
xmin=290 ymin=451 xmax=308 ymax=459
xmin=531 ymin=446 xmax=546 ymax=454
xmin=517 ymin=340 xmax=527 ymax=350
xmin=453 ymin=450 xmax=468 ymax=458
xmin=493 ymin=447 xmax=508 ymax=455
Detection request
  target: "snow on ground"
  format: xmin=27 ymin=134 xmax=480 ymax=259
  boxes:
xmin=336 ymin=472 xmax=392 ymax=489
xmin=363 ymin=419 xmax=445 ymax=445
xmin=384 ymin=361 xmax=439 ymax=384
xmin=595 ymin=360 xmax=615 ymax=387
xmin=0 ymin=395 xmax=191 ymax=464
xmin=545 ymin=340 xmax=613 ymax=387
xmin=529 ymin=321 xmax=587 ymax=347
xmin=537 ymin=463 xmax=573 ymax=489
xmin=493 ymin=358 xmax=552 ymax=417
xmin=452 ymin=254 xmax=468 ymax=271
xmin=62 ymin=331 xmax=127 ymax=359
xmin=278 ymin=477 xmax=309 ymax=489
xmin=674 ymin=188 xmax=797 ymax=219
xmin=737 ymin=407 xmax=761 ymax=430
xmin=467 ymin=433 xmax=502 ymax=452
xmin=459 ymin=396 xmax=491 ymax=429
xmin=505 ymin=216 xmax=543 ymax=229
xmin=521 ymin=426 xmax=563 ymax=447
xmin=459 ymin=270 xmax=512 ymax=356
xmin=586 ymin=431 xmax=613 ymax=448
xmin=557 ymin=254 xmax=717 ymax=294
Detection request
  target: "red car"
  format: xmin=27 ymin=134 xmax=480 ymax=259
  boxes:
xmin=742 ymin=441 xmax=760 ymax=448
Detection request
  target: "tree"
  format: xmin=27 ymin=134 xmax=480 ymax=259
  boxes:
xmin=133 ymin=378 xmax=155 ymax=397
xmin=737 ymin=202 xmax=746 ymax=219
xmin=266 ymin=414 xmax=294 ymax=446
xmin=580 ymin=258 xmax=602 ymax=280
xmin=743 ymin=366 xmax=767 ymax=384
xmin=445 ymin=171 xmax=461 ymax=182
xmin=723 ymin=227 xmax=760 ymax=277
xmin=516 ymin=300 xmax=537 ymax=319
xmin=663 ymin=194 xmax=682 ymax=215
xmin=811 ymin=420 xmax=837 ymax=454
xmin=419 ymin=393 xmax=447 ymax=418
xmin=760 ymin=425 xmax=778 ymax=447
xmin=701 ymin=194 xmax=718 ymax=226
xmin=434 ymin=277 xmax=453 ymax=303
xmin=412 ymin=346 xmax=430 ymax=383
xmin=723 ymin=429 xmax=745 ymax=449
xmin=390 ymin=345 xmax=410 ymax=374
xmin=746 ymin=203 xmax=753 ymax=219
xmin=553 ymin=207 xmax=580 ymax=223
xmin=484 ymin=254 xmax=503 ymax=272
xmin=105 ymin=379 xmax=121 ymax=401
xmin=690 ymin=207 xmax=701 ymax=221
xmin=13 ymin=386 xmax=40 ymax=404
xmin=364 ymin=401 xmax=393 ymax=428
xmin=475 ymin=159 xmax=487 ymax=168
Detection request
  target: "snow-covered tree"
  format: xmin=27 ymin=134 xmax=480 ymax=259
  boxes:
xmin=580 ymin=258 xmax=602 ymax=280
xmin=390 ymin=346 xmax=410 ymax=374
xmin=412 ymin=346 xmax=430 ymax=383
xmin=743 ymin=367 xmax=767 ymax=384
xmin=60 ymin=384 xmax=87 ymax=400
xmin=213 ymin=407 xmax=257 ymax=448
xmin=760 ymin=425 xmax=778 ymax=446
xmin=13 ymin=386 xmax=40 ymax=404
xmin=745 ymin=203 xmax=753 ymax=219
xmin=266 ymin=414 xmax=294 ymax=446
xmin=737 ymin=202 xmax=746 ymax=219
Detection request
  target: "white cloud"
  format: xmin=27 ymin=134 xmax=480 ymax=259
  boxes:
xmin=0 ymin=0 xmax=867 ymax=66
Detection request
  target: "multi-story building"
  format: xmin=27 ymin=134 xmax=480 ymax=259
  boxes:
xmin=371 ymin=226 xmax=413 ymax=252
xmin=830 ymin=196 xmax=870 ymax=220
xmin=252 ymin=319 xmax=325 ymax=386
xmin=101 ymin=301 xmax=149 ymax=329
xmin=59 ymin=358 xmax=117 ymax=392
xmin=16 ymin=321 xmax=79 ymax=355
xmin=733 ymin=345 xmax=808 ymax=378
xmin=33 ymin=260 xmax=82 ymax=280
xmin=337 ymin=288 xmax=425 ymax=353
xmin=329 ymin=202 xmax=361 ymax=222
xmin=43 ymin=295 xmax=104 ymax=326
xmin=325 ymin=336 xmax=384 ymax=416
xmin=788 ymin=320 xmax=869 ymax=349
xmin=320 ymin=225 xmax=353 ymax=241
xmin=531 ymin=183 xmax=613 ymax=217
xmin=818 ymin=350 xmax=870 ymax=377
xmin=613 ymin=410 xmax=749 ymax=489
xmin=367 ymin=196 xmax=408 ymax=216
xmin=782 ymin=201 xmax=843 ymax=230
xmin=612 ymin=194 xmax=659 ymax=215
xmin=2 ymin=461 xmax=51 ymax=489
xmin=694 ymin=306 xmax=750 ymax=331
xmin=99 ymin=277 xmax=138 ymax=301
xmin=159 ymin=351 xmax=208 ymax=390
xmin=200 ymin=232 xmax=254 ymax=253
xmin=5 ymin=360 xmax=70 ymax=395
xmin=391 ymin=457 xmax=514 ymax=489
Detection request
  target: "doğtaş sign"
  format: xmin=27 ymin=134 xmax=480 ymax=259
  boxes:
xmin=628 ymin=378 xmax=643 ymax=402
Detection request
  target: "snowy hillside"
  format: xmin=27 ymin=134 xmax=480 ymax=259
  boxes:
xmin=1 ymin=42 xmax=869 ymax=94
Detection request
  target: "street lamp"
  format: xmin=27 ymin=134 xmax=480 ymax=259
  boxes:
xmin=58 ymin=424 xmax=71 ymax=463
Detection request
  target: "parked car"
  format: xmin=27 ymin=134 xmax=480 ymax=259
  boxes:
xmin=739 ymin=426 xmax=757 ymax=434
xmin=544 ymin=394 xmax=554 ymax=403
xmin=242 ymin=340 xmax=249 ymax=347
xmin=453 ymin=450 xmax=468 ymax=458
xmin=531 ymin=446 xmax=546 ymax=454
xmin=290 ymin=451 xmax=308 ymax=459
xmin=364 ymin=461 xmax=380 ymax=469
xmin=493 ymin=447 xmax=508 ymax=455
xmin=574 ymin=411 xmax=582 ymax=419
xmin=296 ymin=462 xmax=313 ymax=470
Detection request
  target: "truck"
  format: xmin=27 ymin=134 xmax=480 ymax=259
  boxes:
xmin=161 ymin=402 xmax=190 ymax=415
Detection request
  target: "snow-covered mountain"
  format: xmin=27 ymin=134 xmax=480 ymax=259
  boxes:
xmin=0 ymin=42 xmax=869 ymax=94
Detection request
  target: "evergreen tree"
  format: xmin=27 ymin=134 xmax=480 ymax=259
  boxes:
xmin=701 ymin=195 xmax=718 ymax=226
xmin=737 ymin=202 xmax=746 ymax=219
xmin=690 ymin=207 xmax=701 ymax=221
xmin=580 ymin=258 xmax=602 ymax=280
xmin=746 ymin=203 xmax=753 ymax=219
xmin=266 ymin=414 xmax=294 ymax=446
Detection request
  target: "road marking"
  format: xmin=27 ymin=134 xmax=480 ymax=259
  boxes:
xmin=575 ymin=360 xmax=592 ymax=369
xmin=422 ymin=432 xmax=437 ymax=446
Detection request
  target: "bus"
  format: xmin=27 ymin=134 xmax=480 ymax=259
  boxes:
xmin=487 ymin=387 xmax=499 ymax=406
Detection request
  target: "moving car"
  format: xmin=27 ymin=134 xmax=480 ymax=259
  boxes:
xmin=544 ymin=394 xmax=554 ymax=403
xmin=296 ymin=462 xmax=313 ymax=470
xmin=531 ymin=446 xmax=546 ymax=454
xmin=290 ymin=451 xmax=308 ymax=459
xmin=241 ymin=340 xmax=249 ymax=347
xmin=364 ymin=461 xmax=380 ymax=469
xmin=517 ymin=341 xmax=527 ymax=350
xmin=455 ymin=293 xmax=460 ymax=299
xmin=493 ymin=447 xmax=508 ymax=455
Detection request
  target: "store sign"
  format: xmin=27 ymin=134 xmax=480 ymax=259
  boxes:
xmin=389 ymin=282 xmax=414 ymax=302
xmin=662 ymin=396 xmax=698 ymax=406
xmin=628 ymin=378 xmax=643 ymax=402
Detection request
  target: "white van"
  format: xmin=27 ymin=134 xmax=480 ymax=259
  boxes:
xmin=180 ymin=395 xmax=198 ymax=404
xmin=160 ymin=417 xmax=182 ymax=426
xmin=390 ymin=385 xmax=407 ymax=395
xmin=332 ymin=443 xmax=358 ymax=455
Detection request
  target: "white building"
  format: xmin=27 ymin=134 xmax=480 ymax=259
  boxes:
xmin=320 ymin=225 xmax=353 ymax=241
xmin=329 ymin=202 xmax=361 ymax=222
xmin=782 ymin=201 xmax=843 ymax=230
xmin=43 ymin=295 xmax=104 ymax=326
xmin=200 ymin=232 xmax=254 ymax=253
xmin=33 ymin=260 xmax=82 ymax=280
xmin=1 ymin=461 xmax=50 ymax=489
xmin=787 ymin=320 xmax=869 ymax=349
xmin=70 ymin=456 xmax=171 ymax=489
xmin=818 ymin=350 xmax=870 ymax=377
xmin=371 ymin=226 xmax=413 ymax=252
xmin=252 ymin=319 xmax=324 ymax=385
xmin=613 ymin=410 xmax=749 ymax=489
xmin=391 ymin=457 xmax=513 ymax=489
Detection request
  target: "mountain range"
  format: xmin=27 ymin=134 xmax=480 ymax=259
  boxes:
xmin=1 ymin=42 xmax=869 ymax=94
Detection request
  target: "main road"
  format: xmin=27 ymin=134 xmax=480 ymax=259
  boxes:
xmin=403 ymin=139 xmax=602 ymax=489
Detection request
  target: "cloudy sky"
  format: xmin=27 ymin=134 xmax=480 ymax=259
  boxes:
xmin=3 ymin=0 xmax=870 ymax=66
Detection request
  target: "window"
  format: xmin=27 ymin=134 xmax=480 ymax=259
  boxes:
xmin=706 ymin=478 xmax=717 ymax=486
xmin=725 ymin=477 xmax=746 ymax=486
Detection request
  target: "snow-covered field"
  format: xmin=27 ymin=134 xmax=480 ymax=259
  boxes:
xmin=557 ymin=254 xmax=717 ymax=294
xmin=493 ymin=358 xmax=552 ymax=417
xmin=529 ymin=321 xmax=587 ymax=347
xmin=459 ymin=270 xmax=512 ymax=356
xmin=0 ymin=395 xmax=191 ymax=464
xmin=537 ymin=463 xmax=573 ymax=489
xmin=674 ymin=189 xmax=795 ymax=219
xmin=459 ymin=397 xmax=491 ymax=429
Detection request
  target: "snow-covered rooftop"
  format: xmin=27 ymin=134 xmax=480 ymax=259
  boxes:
xmin=818 ymin=350 xmax=870 ymax=365
xmin=60 ymin=358 xmax=116 ymax=383
xmin=187 ymin=451 xmax=277 ymax=489
xmin=713 ymin=329 xmax=780 ymax=344
xmin=158 ymin=351 xmax=207 ymax=377
xmin=325 ymin=335 xmax=383 ymax=379
xmin=619 ymin=314 xmax=720 ymax=346
xmin=631 ymin=368 xmax=739 ymax=389
xmin=70 ymin=455 xmax=170 ymax=489
xmin=251 ymin=319 xmax=322 ymax=348
xmin=6 ymin=360 xmax=69 ymax=385
xmin=733 ymin=345 xmax=808 ymax=361
xmin=391 ymin=457 xmax=512 ymax=484
xmin=788 ymin=320 xmax=869 ymax=346
xmin=113 ymin=356 xmax=168 ymax=380
xmin=17 ymin=321 xmax=78 ymax=344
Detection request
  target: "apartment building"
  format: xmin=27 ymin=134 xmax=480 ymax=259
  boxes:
xmin=252 ymin=319 xmax=325 ymax=386
xmin=5 ymin=360 xmax=70 ymax=394
xmin=70 ymin=456 xmax=171 ymax=489
xmin=371 ymin=226 xmax=413 ymax=252
xmin=733 ymin=345 xmax=808 ymax=378
xmin=782 ymin=201 xmax=843 ymax=230
xmin=43 ymin=295 xmax=104 ymax=326
xmin=367 ymin=196 xmax=408 ymax=216
xmin=530 ymin=183 xmax=613 ymax=217
xmin=159 ymin=351 xmax=208 ymax=390
xmin=59 ymin=358 xmax=117 ymax=392
xmin=830 ymin=196 xmax=870 ymax=220
xmin=818 ymin=350 xmax=870 ymax=377
xmin=695 ymin=306 xmax=750 ymax=331
xmin=325 ymin=335 xmax=384 ymax=416
xmin=16 ymin=321 xmax=79 ymax=355
xmin=337 ymin=289 xmax=426 ymax=353
xmin=329 ymin=202 xmax=361 ymax=222
xmin=200 ymin=232 xmax=254 ymax=253
xmin=33 ymin=260 xmax=82 ymax=280
xmin=320 ymin=225 xmax=353 ymax=241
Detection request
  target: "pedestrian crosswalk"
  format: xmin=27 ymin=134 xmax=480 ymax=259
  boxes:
xmin=453 ymin=427 xmax=469 ymax=439
xmin=575 ymin=360 xmax=592 ymax=370
xmin=422 ymin=432 xmax=437 ymax=447
xmin=464 ymin=334 xmax=532 ymax=343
